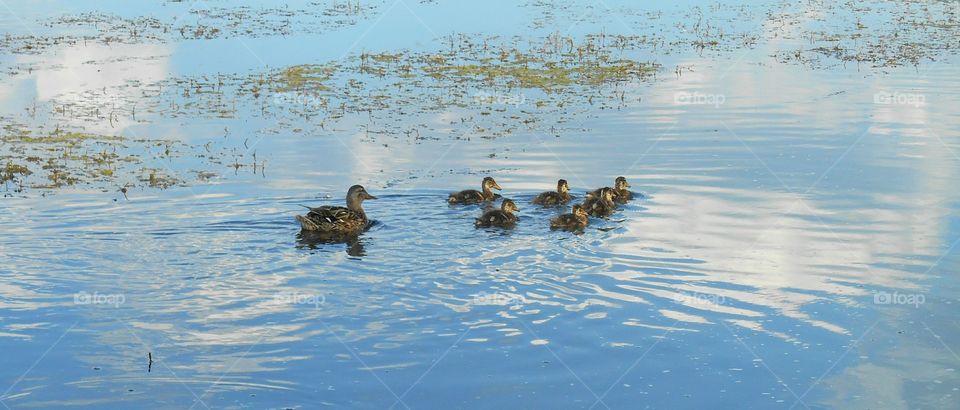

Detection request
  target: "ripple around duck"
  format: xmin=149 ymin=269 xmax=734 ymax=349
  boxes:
xmin=0 ymin=187 xmax=913 ymax=338
xmin=2 ymin=168 xmax=955 ymax=407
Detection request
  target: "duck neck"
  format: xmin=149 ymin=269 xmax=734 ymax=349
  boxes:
xmin=346 ymin=196 xmax=365 ymax=215
xmin=481 ymin=185 xmax=494 ymax=199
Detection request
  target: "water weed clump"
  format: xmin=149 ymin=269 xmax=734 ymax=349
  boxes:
xmin=0 ymin=122 xmax=242 ymax=194
xmin=769 ymin=0 xmax=960 ymax=68
xmin=44 ymin=33 xmax=661 ymax=147
xmin=0 ymin=3 xmax=379 ymax=57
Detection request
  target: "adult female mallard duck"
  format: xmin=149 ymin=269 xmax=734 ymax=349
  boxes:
xmin=296 ymin=185 xmax=377 ymax=235
xmin=448 ymin=177 xmax=502 ymax=204
xmin=583 ymin=187 xmax=617 ymax=217
xmin=475 ymin=199 xmax=519 ymax=228
xmin=589 ymin=176 xmax=633 ymax=203
xmin=550 ymin=204 xmax=589 ymax=231
xmin=533 ymin=179 xmax=573 ymax=206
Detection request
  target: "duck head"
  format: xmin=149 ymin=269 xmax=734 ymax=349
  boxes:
xmin=501 ymin=198 xmax=519 ymax=214
xmin=572 ymin=204 xmax=588 ymax=220
xmin=346 ymin=184 xmax=377 ymax=210
xmin=600 ymin=187 xmax=616 ymax=204
xmin=483 ymin=177 xmax=502 ymax=192
xmin=557 ymin=179 xmax=570 ymax=194
xmin=615 ymin=176 xmax=631 ymax=191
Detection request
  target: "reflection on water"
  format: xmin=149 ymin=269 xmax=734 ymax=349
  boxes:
xmin=1 ymin=0 xmax=959 ymax=408
xmin=296 ymin=228 xmax=370 ymax=257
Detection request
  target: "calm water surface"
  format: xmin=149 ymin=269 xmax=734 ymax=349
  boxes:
xmin=1 ymin=0 xmax=959 ymax=409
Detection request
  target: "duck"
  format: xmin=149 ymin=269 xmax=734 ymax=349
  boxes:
xmin=550 ymin=204 xmax=589 ymax=231
xmin=582 ymin=187 xmax=617 ymax=217
xmin=475 ymin=199 xmax=519 ymax=228
xmin=296 ymin=185 xmax=377 ymax=235
xmin=448 ymin=177 xmax=502 ymax=204
xmin=532 ymin=179 xmax=573 ymax=206
xmin=589 ymin=176 xmax=633 ymax=203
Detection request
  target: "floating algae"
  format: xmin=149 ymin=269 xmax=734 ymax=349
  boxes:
xmin=0 ymin=122 xmax=244 ymax=195
xmin=768 ymin=0 xmax=960 ymax=69
xmin=419 ymin=38 xmax=657 ymax=91
xmin=1 ymin=163 xmax=32 ymax=187
xmin=0 ymin=3 xmax=380 ymax=57
xmin=7 ymin=1 xmax=958 ymax=195
xmin=273 ymin=65 xmax=336 ymax=93
xmin=44 ymin=34 xmax=660 ymax=144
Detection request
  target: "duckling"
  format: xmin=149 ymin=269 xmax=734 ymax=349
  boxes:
xmin=475 ymin=199 xmax=519 ymax=228
xmin=533 ymin=179 xmax=573 ymax=206
xmin=588 ymin=177 xmax=633 ymax=204
xmin=589 ymin=176 xmax=633 ymax=203
xmin=551 ymin=204 xmax=589 ymax=231
xmin=296 ymin=185 xmax=377 ymax=235
xmin=448 ymin=177 xmax=502 ymax=204
xmin=587 ymin=176 xmax=632 ymax=202
xmin=612 ymin=176 xmax=634 ymax=202
xmin=582 ymin=187 xmax=617 ymax=217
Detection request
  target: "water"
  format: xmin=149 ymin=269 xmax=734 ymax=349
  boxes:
xmin=2 ymin=0 xmax=959 ymax=409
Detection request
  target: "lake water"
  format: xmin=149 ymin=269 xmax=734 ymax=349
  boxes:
xmin=1 ymin=0 xmax=959 ymax=409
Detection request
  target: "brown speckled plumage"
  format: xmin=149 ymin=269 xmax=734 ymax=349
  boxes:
xmin=449 ymin=177 xmax=502 ymax=204
xmin=475 ymin=199 xmax=519 ymax=228
xmin=551 ymin=204 xmax=589 ymax=231
xmin=583 ymin=187 xmax=617 ymax=217
xmin=588 ymin=176 xmax=633 ymax=204
xmin=296 ymin=185 xmax=377 ymax=235
xmin=533 ymin=179 xmax=573 ymax=206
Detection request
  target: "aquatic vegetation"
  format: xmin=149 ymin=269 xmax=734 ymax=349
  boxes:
xmin=5 ymin=0 xmax=959 ymax=196
xmin=0 ymin=3 xmax=381 ymax=57
xmin=142 ymin=168 xmax=183 ymax=189
xmin=524 ymin=0 xmax=959 ymax=68
xmin=421 ymin=50 xmax=656 ymax=91
xmin=8 ymin=131 xmax=125 ymax=146
xmin=43 ymin=33 xmax=660 ymax=146
xmin=1 ymin=162 xmax=32 ymax=187
xmin=273 ymin=64 xmax=336 ymax=93
xmin=768 ymin=0 xmax=960 ymax=68
xmin=0 ymin=122 xmax=242 ymax=194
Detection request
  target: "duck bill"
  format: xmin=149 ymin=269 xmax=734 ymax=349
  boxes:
xmin=493 ymin=183 xmax=502 ymax=190
xmin=363 ymin=193 xmax=378 ymax=200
